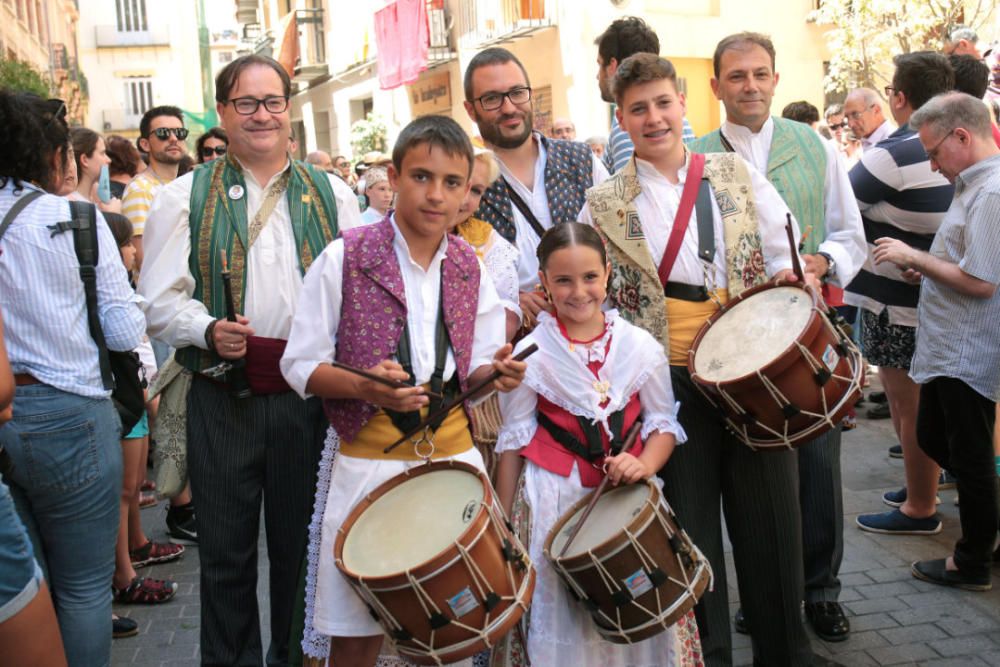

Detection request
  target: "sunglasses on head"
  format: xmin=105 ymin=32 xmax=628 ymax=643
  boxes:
xmin=150 ymin=127 xmax=189 ymax=141
xmin=200 ymin=145 xmax=227 ymax=157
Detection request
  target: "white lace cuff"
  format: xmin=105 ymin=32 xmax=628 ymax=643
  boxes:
xmin=641 ymin=403 xmax=688 ymax=444
xmin=496 ymin=422 xmax=536 ymax=453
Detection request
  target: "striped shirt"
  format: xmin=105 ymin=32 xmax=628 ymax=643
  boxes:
xmin=607 ymin=110 xmax=696 ymax=174
xmin=844 ymin=125 xmax=954 ymax=326
xmin=910 ymin=153 xmax=1000 ymax=402
xmin=0 ymin=181 xmax=146 ymax=397
xmin=122 ymin=169 xmax=171 ymax=236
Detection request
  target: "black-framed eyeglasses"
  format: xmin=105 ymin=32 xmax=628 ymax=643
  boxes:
xmin=473 ymin=87 xmax=532 ymax=111
xmin=151 ymin=127 xmax=190 ymax=141
xmin=200 ymin=145 xmax=227 ymax=157
xmin=227 ymin=96 xmax=290 ymax=115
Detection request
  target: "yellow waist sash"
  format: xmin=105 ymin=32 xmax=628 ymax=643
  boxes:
xmin=665 ymin=289 xmax=730 ymax=366
xmin=339 ymin=399 xmax=474 ymax=461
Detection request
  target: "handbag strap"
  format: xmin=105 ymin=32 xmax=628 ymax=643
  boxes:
xmin=657 ymin=153 xmax=707 ymax=287
xmin=502 ymin=177 xmax=548 ymax=239
xmin=0 ymin=190 xmax=44 ymax=245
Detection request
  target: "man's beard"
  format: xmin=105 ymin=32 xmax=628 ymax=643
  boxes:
xmin=152 ymin=147 xmax=183 ymax=166
xmin=599 ymin=77 xmax=613 ymax=104
xmin=476 ymin=108 xmax=533 ymax=149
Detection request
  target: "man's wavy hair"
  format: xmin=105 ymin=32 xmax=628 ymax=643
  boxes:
xmin=0 ymin=91 xmax=70 ymax=192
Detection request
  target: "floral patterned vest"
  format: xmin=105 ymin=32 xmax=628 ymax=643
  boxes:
xmin=587 ymin=154 xmax=768 ymax=352
xmin=476 ymin=135 xmax=594 ymax=243
xmin=322 ymin=216 xmax=481 ymax=442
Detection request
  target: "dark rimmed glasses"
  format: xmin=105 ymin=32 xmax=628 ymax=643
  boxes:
xmin=472 ymin=87 xmax=532 ymax=111
xmin=226 ymin=96 xmax=290 ymax=115
xmin=151 ymin=127 xmax=190 ymax=141
xmin=200 ymin=145 xmax=228 ymax=158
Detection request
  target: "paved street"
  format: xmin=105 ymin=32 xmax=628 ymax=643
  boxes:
xmin=114 ymin=396 xmax=1000 ymax=666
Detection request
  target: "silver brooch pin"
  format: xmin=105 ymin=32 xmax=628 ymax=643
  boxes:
xmin=228 ymin=185 xmax=245 ymax=200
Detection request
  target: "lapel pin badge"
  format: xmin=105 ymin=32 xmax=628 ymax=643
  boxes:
xmin=228 ymin=184 xmax=245 ymax=200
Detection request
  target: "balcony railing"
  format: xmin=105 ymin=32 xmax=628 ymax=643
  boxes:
xmin=293 ymin=7 xmax=327 ymax=84
xmin=455 ymin=0 xmax=556 ymax=49
xmin=427 ymin=0 xmax=455 ymax=63
xmin=95 ymin=24 xmax=170 ymax=48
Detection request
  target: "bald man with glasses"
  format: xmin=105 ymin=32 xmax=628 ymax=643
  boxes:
xmin=843 ymin=88 xmax=894 ymax=152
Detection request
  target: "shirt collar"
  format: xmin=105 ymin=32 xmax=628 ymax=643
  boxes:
xmin=955 ymin=153 xmax=1000 ymax=191
xmin=230 ymin=154 xmax=292 ymax=189
xmin=389 ymin=212 xmax=450 ymax=270
xmin=722 ymin=115 xmax=774 ymax=141
xmin=634 ymin=151 xmax=690 ymax=185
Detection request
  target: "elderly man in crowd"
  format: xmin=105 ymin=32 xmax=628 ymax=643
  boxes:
xmin=843 ymin=88 xmax=894 ymax=152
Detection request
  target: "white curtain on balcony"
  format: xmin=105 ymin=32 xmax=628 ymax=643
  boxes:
xmin=374 ymin=0 xmax=429 ymax=90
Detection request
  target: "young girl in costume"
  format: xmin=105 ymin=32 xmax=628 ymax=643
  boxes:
xmin=495 ymin=222 xmax=702 ymax=667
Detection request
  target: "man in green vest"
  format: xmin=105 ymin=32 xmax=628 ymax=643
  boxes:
xmin=690 ymin=32 xmax=866 ymax=644
xmin=138 ymin=54 xmax=360 ymax=665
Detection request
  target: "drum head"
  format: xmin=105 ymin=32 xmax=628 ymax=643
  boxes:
xmin=693 ymin=286 xmax=813 ymax=383
xmin=550 ymin=483 xmax=649 ymax=558
xmin=342 ymin=468 xmax=484 ymax=577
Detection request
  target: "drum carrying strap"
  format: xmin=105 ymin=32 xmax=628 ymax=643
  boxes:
xmin=384 ymin=281 xmax=459 ymax=434
xmin=536 ymin=409 xmax=628 ymax=462
xmin=659 ymin=153 xmax=717 ymax=302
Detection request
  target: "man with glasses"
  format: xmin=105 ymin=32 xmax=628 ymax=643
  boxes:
xmin=122 ymin=105 xmax=188 ymax=269
xmin=138 ymin=54 xmax=360 ymax=665
xmin=464 ymin=47 xmax=609 ymax=329
xmin=843 ymin=88 xmax=893 ymax=152
xmin=846 ymin=52 xmax=956 ymax=542
xmin=825 ymin=103 xmax=847 ymax=148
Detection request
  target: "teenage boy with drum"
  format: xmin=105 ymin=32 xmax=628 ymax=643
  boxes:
xmin=579 ymin=53 xmax=837 ymax=666
xmin=280 ymin=114 xmax=526 ymax=667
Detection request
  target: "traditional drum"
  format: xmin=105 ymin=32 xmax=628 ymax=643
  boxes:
xmin=544 ymin=479 xmax=712 ymax=644
xmin=688 ymin=282 xmax=863 ymax=450
xmin=334 ymin=460 xmax=535 ymax=666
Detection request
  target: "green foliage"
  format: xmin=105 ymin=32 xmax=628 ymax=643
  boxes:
xmin=810 ymin=0 xmax=989 ymax=95
xmin=0 ymin=56 xmax=50 ymax=96
xmin=350 ymin=113 xmax=388 ymax=157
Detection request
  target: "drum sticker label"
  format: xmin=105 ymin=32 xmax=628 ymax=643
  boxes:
xmin=822 ymin=344 xmax=838 ymax=371
xmin=447 ymin=587 xmax=479 ymax=618
xmin=623 ymin=569 xmax=653 ymax=599
xmin=462 ymin=500 xmax=477 ymax=523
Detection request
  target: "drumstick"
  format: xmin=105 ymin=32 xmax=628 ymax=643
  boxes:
xmin=382 ymin=343 xmax=540 ymax=454
xmin=785 ymin=214 xmax=804 ymax=283
xmin=331 ymin=361 xmax=444 ymax=401
xmin=557 ymin=419 xmax=644 ymax=558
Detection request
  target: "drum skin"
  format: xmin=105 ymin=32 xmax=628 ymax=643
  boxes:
xmin=544 ymin=480 xmax=712 ymax=644
xmin=688 ymin=282 xmax=862 ymax=450
xmin=334 ymin=460 xmax=535 ymax=666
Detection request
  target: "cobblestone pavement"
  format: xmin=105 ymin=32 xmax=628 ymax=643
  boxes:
xmin=114 ymin=398 xmax=1000 ymax=666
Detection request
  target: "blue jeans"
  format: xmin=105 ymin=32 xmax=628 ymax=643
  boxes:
xmin=0 ymin=385 xmax=122 ymax=667
xmin=0 ymin=477 xmax=43 ymax=623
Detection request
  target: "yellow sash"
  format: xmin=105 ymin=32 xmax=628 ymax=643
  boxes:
xmin=665 ymin=289 xmax=730 ymax=366
xmin=339 ymin=399 xmax=474 ymax=461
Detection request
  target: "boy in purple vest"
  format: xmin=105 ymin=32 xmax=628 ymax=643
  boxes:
xmin=281 ymin=115 xmax=526 ymax=666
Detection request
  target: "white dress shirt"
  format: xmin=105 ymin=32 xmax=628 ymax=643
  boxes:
xmin=280 ymin=214 xmax=506 ymax=399
xmin=138 ymin=160 xmax=361 ymax=347
xmin=721 ymin=117 xmax=866 ymax=287
xmin=0 ymin=183 xmax=145 ymax=397
xmin=497 ymin=133 xmax=610 ymax=291
xmin=861 ymin=120 xmax=894 ymax=152
xmin=578 ymin=154 xmax=798 ymax=285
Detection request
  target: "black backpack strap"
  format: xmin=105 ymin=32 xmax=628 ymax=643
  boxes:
xmin=62 ymin=201 xmax=114 ymax=391
xmin=0 ymin=190 xmax=44 ymax=245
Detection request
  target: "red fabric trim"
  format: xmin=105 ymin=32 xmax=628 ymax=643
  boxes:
xmin=657 ymin=152 xmax=706 ymax=287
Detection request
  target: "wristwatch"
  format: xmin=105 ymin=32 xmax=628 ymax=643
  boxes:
xmin=817 ymin=252 xmax=836 ymax=281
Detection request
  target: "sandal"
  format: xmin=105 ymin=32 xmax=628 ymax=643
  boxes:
xmin=113 ymin=576 xmax=178 ymax=604
xmin=140 ymin=479 xmax=156 ymax=492
xmin=130 ymin=540 xmax=185 ymax=568
xmin=139 ymin=491 xmax=158 ymax=508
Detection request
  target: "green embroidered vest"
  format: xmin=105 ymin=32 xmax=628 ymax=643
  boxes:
xmin=175 ymin=156 xmax=340 ymax=373
xmin=689 ymin=116 xmax=827 ymax=254
xmin=587 ymin=154 xmax=768 ymax=352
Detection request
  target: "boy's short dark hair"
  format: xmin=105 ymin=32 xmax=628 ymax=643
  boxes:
xmin=594 ymin=17 xmax=659 ymax=66
xmin=391 ymin=115 xmax=474 ymax=176
xmin=892 ymin=51 xmax=954 ymax=111
xmin=781 ymin=100 xmax=820 ymax=125
xmin=713 ymin=32 xmax=776 ymax=78
xmin=139 ymin=105 xmax=184 ymax=139
xmin=464 ymin=47 xmax=530 ymax=101
xmin=948 ymin=54 xmax=990 ymax=99
xmin=215 ymin=54 xmax=291 ymax=105
xmin=611 ymin=53 xmax=678 ymax=104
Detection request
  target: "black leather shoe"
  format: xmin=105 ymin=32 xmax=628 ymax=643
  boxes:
xmin=734 ymin=606 xmax=748 ymax=634
xmin=805 ymin=601 xmax=850 ymax=642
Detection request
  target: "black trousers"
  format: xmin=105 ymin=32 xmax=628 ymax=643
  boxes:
xmin=916 ymin=376 xmax=998 ymax=578
xmin=187 ymin=377 xmax=327 ymax=666
xmin=658 ymin=367 xmax=814 ymax=667
xmin=798 ymin=427 xmax=844 ymax=603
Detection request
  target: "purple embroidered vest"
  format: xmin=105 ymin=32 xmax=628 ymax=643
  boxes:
xmin=323 ymin=216 xmax=481 ymax=442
